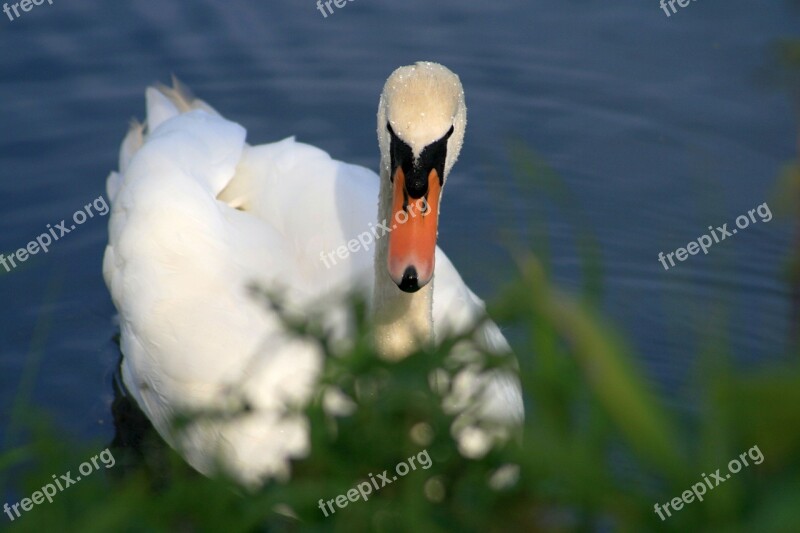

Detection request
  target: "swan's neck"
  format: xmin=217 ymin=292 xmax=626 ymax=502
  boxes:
xmin=372 ymin=167 xmax=434 ymax=361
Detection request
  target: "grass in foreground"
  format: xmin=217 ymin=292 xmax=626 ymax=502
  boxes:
xmin=1 ymin=251 xmax=798 ymax=532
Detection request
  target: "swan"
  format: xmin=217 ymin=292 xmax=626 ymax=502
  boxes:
xmin=103 ymin=62 xmax=523 ymax=487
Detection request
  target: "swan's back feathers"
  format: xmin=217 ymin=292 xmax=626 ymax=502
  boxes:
xmin=105 ymin=90 xmax=316 ymax=486
xmin=154 ymin=77 xmax=220 ymax=116
xmin=146 ymin=77 xmax=220 ymax=131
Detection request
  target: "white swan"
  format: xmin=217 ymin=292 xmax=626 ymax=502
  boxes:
xmin=103 ymin=62 xmax=523 ymax=487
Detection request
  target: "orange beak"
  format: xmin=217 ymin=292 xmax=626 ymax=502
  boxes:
xmin=386 ymin=167 xmax=441 ymax=292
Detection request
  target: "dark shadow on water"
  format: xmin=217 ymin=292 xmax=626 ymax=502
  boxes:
xmin=107 ymin=340 xmax=190 ymax=488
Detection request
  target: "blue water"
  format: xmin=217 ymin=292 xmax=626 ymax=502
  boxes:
xmin=0 ymin=0 xmax=797 ymax=445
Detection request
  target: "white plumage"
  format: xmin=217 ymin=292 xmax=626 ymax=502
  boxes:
xmin=104 ymin=64 xmax=522 ymax=487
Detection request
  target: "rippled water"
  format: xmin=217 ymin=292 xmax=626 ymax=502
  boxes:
xmin=0 ymin=0 xmax=797 ymax=442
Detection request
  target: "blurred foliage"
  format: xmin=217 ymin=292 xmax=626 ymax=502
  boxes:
xmin=773 ymin=33 xmax=800 ymax=341
xmin=2 ymin=246 xmax=799 ymax=532
xmin=778 ymin=37 xmax=800 ymax=61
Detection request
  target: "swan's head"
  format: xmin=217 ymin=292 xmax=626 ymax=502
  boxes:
xmin=377 ymin=62 xmax=467 ymax=293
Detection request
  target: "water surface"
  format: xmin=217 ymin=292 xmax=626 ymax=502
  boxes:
xmin=0 ymin=0 xmax=797 ymax=443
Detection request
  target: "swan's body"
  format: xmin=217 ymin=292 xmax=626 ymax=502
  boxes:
xmin=104 ymin=63 xmax=522 ymax=486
